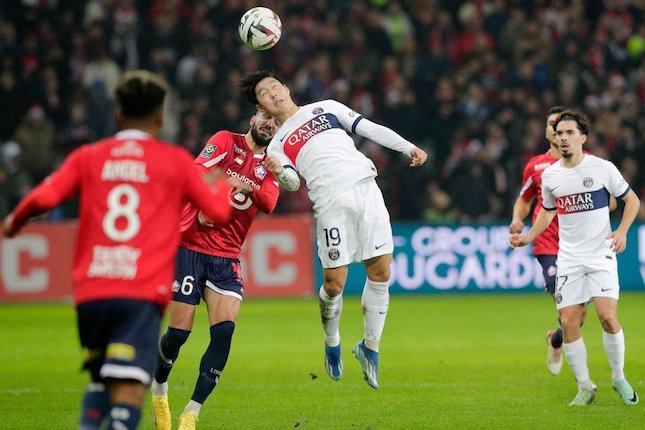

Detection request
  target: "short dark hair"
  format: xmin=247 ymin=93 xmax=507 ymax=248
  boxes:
xmin=239 ymin=70 xmax=283 ymax=104
xmin=115 ymin=70 xmax=167 ymax=119
xmin=553 ymin=109 xmax=590 ymax=135
xmin=547 ymin=106 xmax=567 ymax=116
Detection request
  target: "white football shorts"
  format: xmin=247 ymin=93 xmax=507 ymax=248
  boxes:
xmin=315 ymin=179 xmax=393 ymax=268
xmin=554 ymin=261 xmax=620 ymax=309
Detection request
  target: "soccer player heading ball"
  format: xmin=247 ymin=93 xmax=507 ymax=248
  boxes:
xmin=240 ymin=70 xmax=428 ymax=389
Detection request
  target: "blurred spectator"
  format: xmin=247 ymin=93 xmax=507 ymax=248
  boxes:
xmin=12 ymin=105 xmax=56 ymax=184
xmin=82 ymin=46 xmax=122 ymax=100
xmin=422 ymin=182 xmax=458 ymax=224
xmin=0 ymin=141 xmax=32 ymax=218
xmin=0 ymin=70 xmax=22 ymax=141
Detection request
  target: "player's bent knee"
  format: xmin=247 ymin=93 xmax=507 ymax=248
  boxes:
xmin=163 ymin=327 xmax=191 ymax=352
xmin=322 ymin=281 xmax=344 ymax=297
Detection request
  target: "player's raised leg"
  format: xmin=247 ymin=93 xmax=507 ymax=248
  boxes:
xmin=319 ymin=266 xmax=347 ymax=381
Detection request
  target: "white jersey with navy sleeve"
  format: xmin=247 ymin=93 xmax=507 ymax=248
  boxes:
xmin=267 ymin=99 xmax=415 ymax=211
xmin=541 ymin=154 xmax=630 ymax=265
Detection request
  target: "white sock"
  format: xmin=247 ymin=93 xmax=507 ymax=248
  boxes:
xmin=362 ymin=278 xmax=389 ymax=352
xmin=563 ymin=337 xmax=591 ymax=388
xmin=184 ymin=400 xmax=202 ymax=416
xmin=603 ymin=329 xmax=625 ymax=382
xmin=151 ymin=380 xmax=168 ymax=396
xmin=319 ymin=286 xmax=342 ymax=347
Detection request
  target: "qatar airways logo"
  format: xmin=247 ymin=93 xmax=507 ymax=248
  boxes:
xmin=283 ymin=114 xmax=339 ymax=146
xmin=556 ymin=189 xmax=608 ymax=214
xmin=226 ymin=168 xmax=260 ymax=190
xmin=556 ymin=193 xmax=594 ymax=213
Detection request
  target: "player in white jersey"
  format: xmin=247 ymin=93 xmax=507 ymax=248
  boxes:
xmin=240 ymin=70 xmax=428 ymax=388
xmin=510 ymin=110 xmax=640 ymax=406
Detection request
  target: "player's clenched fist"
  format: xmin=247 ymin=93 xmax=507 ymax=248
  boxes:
xmin=263 ymin=154 xmax=284 ymax=175
xmin=409 ymin=147 xmax=427 ymax=167
xmin=508 ymin=220 xmax=524 ymax=234
xmin=509 ymin=233 xmax=530 ymax=249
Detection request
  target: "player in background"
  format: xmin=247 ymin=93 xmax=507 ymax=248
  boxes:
xmin=510 ymin=107 xmax=617 ymax=376
xmin=240 ymin=70 xmax=428 ymax=389
xmin=150 ymin=110 xmax=280 ymax=430
xmin=510 ymin=110 xmax=640 ymax=406
xmin=510 ymin=106 xmax=568 ymax=375
xmin=2 ymin=70 xmax=232 ymax=430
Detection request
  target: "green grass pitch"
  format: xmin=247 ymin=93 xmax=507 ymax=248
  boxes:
xmin=1 ymin=292 xmax=644 ymax=429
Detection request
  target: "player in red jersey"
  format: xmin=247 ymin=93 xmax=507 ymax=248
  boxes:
xmin=510 ymin=106 xmax=568 ymax=375
xmin=150 ymin=110 xmax=280 ymax=430
xmin=2 ymin=71 xmax=232 ymax=430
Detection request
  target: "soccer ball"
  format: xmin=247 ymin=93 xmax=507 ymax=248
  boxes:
xmin=238 ymin=7 xmax=282 ymax=50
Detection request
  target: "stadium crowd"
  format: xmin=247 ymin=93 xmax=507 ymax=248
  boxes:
xmin=0 ymin=0 xmax=643 ymax=222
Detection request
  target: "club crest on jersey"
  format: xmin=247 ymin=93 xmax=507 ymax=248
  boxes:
xmin=547 ymin=265 xmax=557 ymax=277
xmin=171 ymin=280 xmax=180 ymax=293
xmin=254 ymin=165 xmax=267 ymax=180
xmin=312 ymin=107 xmax=323 ymax=115
xmin=583 ymin=177 xmax=594 ymax=188
xmin=555 ymin=293 xmax=562 ymax=304
xmin=328 ymin=248 xmax=340 ymax=261
xmin=200 ymin=144 xmax=215 ymax=158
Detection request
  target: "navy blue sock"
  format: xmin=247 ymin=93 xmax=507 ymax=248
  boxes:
xmin=105 ymin=404 xmax=140 ymax=430
xmin=79 ymin=382 xmax=110 ymax=430
xmin=191 ymin=321 xmax=235 ymax=404
xmin=551 ymin=328 xmax=563 ymax=348
xmin=154 ymin=327 xmax=191 ymax=383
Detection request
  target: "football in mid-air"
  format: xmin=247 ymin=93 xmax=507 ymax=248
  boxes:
xmin=238 ymin=7 xmax=282 ymax=50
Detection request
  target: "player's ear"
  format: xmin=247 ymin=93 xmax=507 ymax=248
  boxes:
xmin=115 ymin=109 xmax=124 ymax=128
xmin=581 ymin=134 xmax=587 ymax=144
xmin=154 ymin=107 xmax=164 ymax=128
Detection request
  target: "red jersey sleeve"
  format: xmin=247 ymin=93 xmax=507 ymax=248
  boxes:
xmin=10 ymin=148 xmax=83 ymax=232
xmin=518 ymin=158 xmax=537 ymax=202
xmin=179 ymin=150 xmax=232 ymax=226
xmin=196 ymin=131 xmax=232 ymax=168
xmin=249 ymin=172 xmax=280 ymax=214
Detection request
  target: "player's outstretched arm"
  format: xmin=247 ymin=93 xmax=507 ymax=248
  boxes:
xmin=2 ymin=214 xmax=15 ymax=238
xmin=509 ymin=196 xmax=533 ymax=234
xmin=509 ymin=207 xmax=556 ymax=249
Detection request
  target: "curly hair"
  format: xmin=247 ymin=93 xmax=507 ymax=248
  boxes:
xmin=553 ymin=109 xmax=590 ymax=135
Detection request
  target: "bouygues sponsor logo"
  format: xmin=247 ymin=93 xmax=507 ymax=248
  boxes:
xmin=389 ymin=225 xmax=543 ymax=291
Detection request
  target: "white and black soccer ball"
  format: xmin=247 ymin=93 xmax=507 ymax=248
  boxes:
xmin=238 ymin=7 xmax=282 ymax=50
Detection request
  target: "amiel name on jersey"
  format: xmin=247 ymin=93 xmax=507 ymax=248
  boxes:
xmin=101 ymin=160 xmax=150 ymax=183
